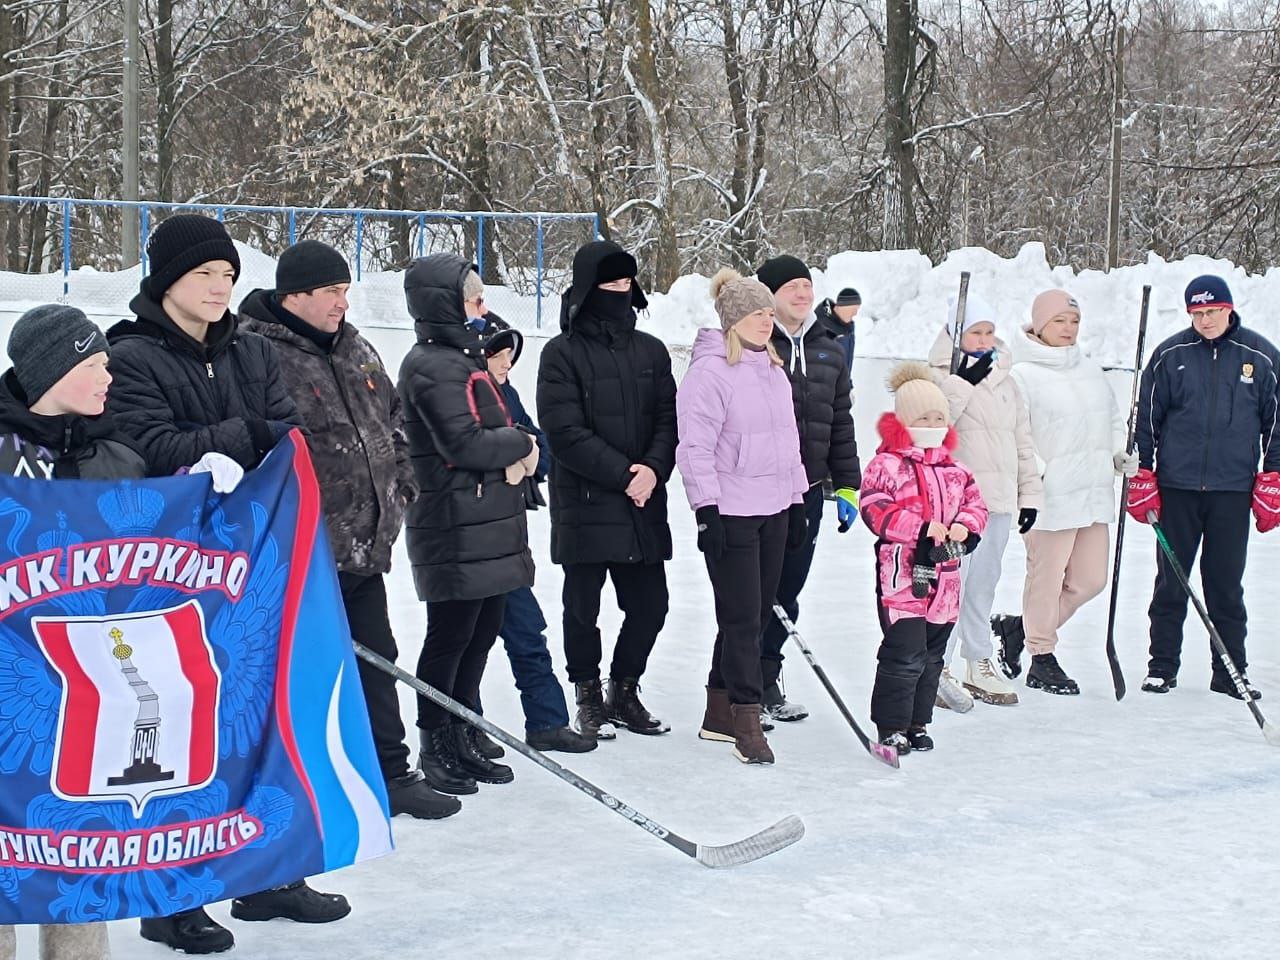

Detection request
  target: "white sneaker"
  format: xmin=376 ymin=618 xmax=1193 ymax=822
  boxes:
xmin=935 ymin=667 xmax=975 ymax=713
xmin=964 ymin=657 xmax=1020 ymax=705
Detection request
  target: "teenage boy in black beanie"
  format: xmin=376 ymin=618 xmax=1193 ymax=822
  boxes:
xmin=106 ymin=215 xmax=346 ymax=954
xmin=755 ymin=255 xmax=861 ymax=722
xmin=815 ymin=286 xmax=860 ymax=373
xmin=239 ymin=241 xmax=465 ymax=819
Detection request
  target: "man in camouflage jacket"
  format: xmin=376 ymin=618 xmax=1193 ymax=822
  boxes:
xmin=239 ymin=240 xmax=457 ymax=821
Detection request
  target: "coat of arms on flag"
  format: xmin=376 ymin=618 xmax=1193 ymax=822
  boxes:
xmin=34 ymin=601 xmax=221 ymax=815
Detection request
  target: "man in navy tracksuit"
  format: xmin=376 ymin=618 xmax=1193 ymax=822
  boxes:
xmin=1130 ymin=275 xmax=1280 ymax=699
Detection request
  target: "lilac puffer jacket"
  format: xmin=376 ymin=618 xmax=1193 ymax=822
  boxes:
xmin=676 ymin=328 xmax=808 ymax=517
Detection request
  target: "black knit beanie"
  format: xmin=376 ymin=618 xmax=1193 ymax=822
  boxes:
xmin=277 ymin=240 xmax=351 ymax=295
xmin=143 ymin=214 xmax=241 ymax=300
xmin=756 ymin=255 xmax=812 ymax=293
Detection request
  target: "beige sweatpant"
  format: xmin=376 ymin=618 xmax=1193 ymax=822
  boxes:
xmin=1022 ymin=522 xmax=1110 ymax=655
xmin=0 ymin=923 xmax=110 ymax=960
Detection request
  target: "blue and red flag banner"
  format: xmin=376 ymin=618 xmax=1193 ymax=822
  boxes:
xmin=0 ymin=431 xmax=392 ymax=924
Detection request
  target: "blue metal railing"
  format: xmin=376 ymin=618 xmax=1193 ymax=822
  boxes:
xmin=0 ymin=195 xmax=601 ymax=327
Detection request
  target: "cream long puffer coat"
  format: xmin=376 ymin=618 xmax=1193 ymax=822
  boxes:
xmin=1009 ymin=328 xmax=1126 ymax=531
xmin=927 ymin=329 xmax=1044 ymax=516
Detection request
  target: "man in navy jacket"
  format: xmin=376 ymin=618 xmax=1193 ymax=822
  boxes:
xmin=1130 ymin=275 xmax=1280 ymax=699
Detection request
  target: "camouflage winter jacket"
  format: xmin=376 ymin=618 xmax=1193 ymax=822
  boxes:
xmin=240 ymin=291 xmax=416 ymax=576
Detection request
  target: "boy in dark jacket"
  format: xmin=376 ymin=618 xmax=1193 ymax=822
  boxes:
xmin=482 ymin=317 xmax=595 ymax=753
xmin=536 ymin=241 xmax=678 ymax=740
xmin=814 ymin=286 xmax=860 ymax=373
xmin=756 ymin=256 xmax=861 ymax=721
xmin=238 ymin=240 xmax=461 ymax=819
xmin=1130 ymin=275 xmax=1280 ymax=700
xmin=106 ymin=215 xmax=345 ymax=954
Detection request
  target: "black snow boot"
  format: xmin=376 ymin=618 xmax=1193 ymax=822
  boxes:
xmin=1026 ymin=653 xmax=1080 ymax=695
xmin=140 ymin=909 xmax=235 ymax=954
xmin=1210 ymin=674 xmax=1263 ymax=701
xmin=573 ymin=679 xmax=617 ymax=740
xmin=230 ymin=880 xmax=350 ymax=923
xmin=606 ymin=677 xmax=670 ymax=735
xmin=992 ymin=614 xmax=1026 ymax=678
xmin=387 ymin=770 xmax=462 ymax=819
xmin=451 ymin=722 xmax=515 ymax=783
xmin=469 ymin=726 xmax=505 ymax=759
xmin=417 ymin=725 xmax=478 ymax=795
xmin=526 ymin=725 xmax=598 ymax=753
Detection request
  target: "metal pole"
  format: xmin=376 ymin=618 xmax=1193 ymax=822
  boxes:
xmin=476 ymin=216 xmax=485 ymax=279
xmin=416 ymin=214 xmax=425 ymax=257
xmin=1106 ymin=24 xmax=1125 ymax=270
xmin=287 ymin=208 xmax=296 ymax=246
xmin=535 ymin=216 xmax=544 ymax=329
xmin=61 ymin=201 xmax=71 ymax=299
xmin=355 ymin=212 xmax=364 ymax=282
xmin=122 ymin=0 xmax=140 ymax=265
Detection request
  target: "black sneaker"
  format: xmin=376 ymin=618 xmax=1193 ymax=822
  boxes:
xmin=1210 ymin=674 xmax=1263 ymax=701
xmin=992 ymin=614 xmax=1026 ymax=679
xmin=140 ymin=909 xmax=234 ymax=954
xmin=526 ymin=725 xmax=599 ymax=753
xmin=906 ymin=727 xmax=934 ymax=752
xmin=230 ymin=880 xmax=350 ymax=923
xmin=386 ymin=771 xmax=461 ymax=819
xmin=1141 ymin=676 xmax=1177 ymax=694
xmin=1025 ymin=653 xmax=1080 ymax=695
xmin=762 ymin=680 xmax=808 ymax=722
xmin=877 ymin=730 xmax=911 ymax=757
xmin=605 ymin=678 xmax=670 ymax=734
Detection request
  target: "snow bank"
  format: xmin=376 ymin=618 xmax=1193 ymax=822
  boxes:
xmin=3 ymin=240 xmax=1278 ymax=367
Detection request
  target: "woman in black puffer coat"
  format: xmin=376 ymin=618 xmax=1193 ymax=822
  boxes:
xmin=397 ymin=253 xmax=537 ymax=794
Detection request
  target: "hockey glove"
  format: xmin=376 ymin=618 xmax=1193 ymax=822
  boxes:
xmin=1126 ymin=468 xmax=1160 ymax=524
xmin=955 ymin=352 xmax=994 ymax=386
xmin=1017 ymin=508 xmax=1038 ymax=534
xmin=786 ymin=502 xmax=808 ymax=552
xmin=1252 ymin=471 xmax=1280 ymax=533
xmin=834 ymin=488 xmax=860 ymax=533
xmin=695 ymin=506 xmax=726 ymax=560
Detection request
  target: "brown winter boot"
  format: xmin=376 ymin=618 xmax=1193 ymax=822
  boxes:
xmin=730 ymin=703 xmax=774 ymax=764
xmin=698 ymin=687 xmax=735 ymax=742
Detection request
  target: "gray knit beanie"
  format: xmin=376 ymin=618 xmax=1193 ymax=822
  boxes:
xmin=8 ymin=303 xmax=108 ymax=402
xmin=710 ymin=268 xmax=776 ymax=331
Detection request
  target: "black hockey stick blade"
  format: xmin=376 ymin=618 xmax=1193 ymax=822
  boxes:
xmin=1150 ymin=524 xmax=1280 ymax=745
xmin=352 ymin=643 xmax=808 ymax=864
xmin=772 ymin=604 xmax=899 ymax=769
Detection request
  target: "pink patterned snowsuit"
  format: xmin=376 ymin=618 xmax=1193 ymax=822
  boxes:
xmin=860 ymin=412 xmax=989 ymax=735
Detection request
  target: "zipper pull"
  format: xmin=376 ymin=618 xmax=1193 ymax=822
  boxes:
xmin=476 ymin=481 xmax=483 ymax=498
xmin=206 ymin=362 xmax=215 ymax=379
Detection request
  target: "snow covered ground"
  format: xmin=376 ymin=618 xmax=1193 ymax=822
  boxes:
xmin=5 ymin=250 xmax=1280 ymax=958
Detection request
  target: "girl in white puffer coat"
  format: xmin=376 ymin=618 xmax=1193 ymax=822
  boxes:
xmin=1004 ymin=289 xmax=1135 ymax=696
xmin=928 ymin=294 xmax=1043 ymax=709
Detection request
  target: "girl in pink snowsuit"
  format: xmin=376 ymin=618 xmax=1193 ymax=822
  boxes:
xmin=860 ymin=362 xmax=988 ymax=755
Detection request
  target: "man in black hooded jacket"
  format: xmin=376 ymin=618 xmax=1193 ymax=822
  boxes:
xmin=536 ymin=241 xmax=678 ymax=740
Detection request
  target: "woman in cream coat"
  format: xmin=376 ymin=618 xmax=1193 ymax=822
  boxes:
xmin=928 ymin=294 xmax=1043 ymax=708
xmin=1005 ymin=289 xmax=1135 ymax=695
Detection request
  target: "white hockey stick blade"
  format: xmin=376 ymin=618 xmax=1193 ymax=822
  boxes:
xmin=1262 ymin=720 xmax=1280 ymax=747
xmin=694 ymin=814 xmax=805 ymax=868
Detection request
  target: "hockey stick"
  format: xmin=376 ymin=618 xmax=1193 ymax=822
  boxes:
xmin=771 ymin=604 xmax=900 ymax=769
xmin=1103 ymin=284 xmax=1152 ymax=701
xmin=352 ymin=643 xmax=805 ymax=866
xmin=948 ymin=272 xmax=972 ymax=375
xmin=1149 ymin=523 xmax=1280 ymax=746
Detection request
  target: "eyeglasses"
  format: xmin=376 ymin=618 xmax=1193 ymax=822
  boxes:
xmin=468 ymin=295 xmax=485 ymax=306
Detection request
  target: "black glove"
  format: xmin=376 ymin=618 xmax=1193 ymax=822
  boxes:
xmin=786 ymin=502 xmax=808 ymax=551
xmin=1018 ymin=508 xmax=1038 ymax=534
xmin=956 ymin=352 xmax=994 ymax=386
xmin=695 ymin=506 xmax=725 ymax=560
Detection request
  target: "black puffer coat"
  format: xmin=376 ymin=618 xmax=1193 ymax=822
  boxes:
xmin=536 ymin=243 xmax=677 ymax=566
xmin=397 ymin=254 xmax=535 ymax=602
xmin=771 ymin=316 xmax=861 ymax=490
xmin=0 ymin=370 xmax=146 ymax=480
xmin=106 ymin=292 xmax=302 ymax=475
xmin=239 ymin=289 xmax=417 ymax=577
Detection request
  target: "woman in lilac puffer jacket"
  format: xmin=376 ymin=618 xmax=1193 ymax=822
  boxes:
xmin=676 ymin=269 xmax=809 ymax=765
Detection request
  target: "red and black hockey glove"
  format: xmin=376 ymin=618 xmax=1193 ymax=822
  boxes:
xmin=1252 ymin=471 xmax=1280 ymax=533
xmin=1126 ymin=468 xmax=1160 ymax=524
